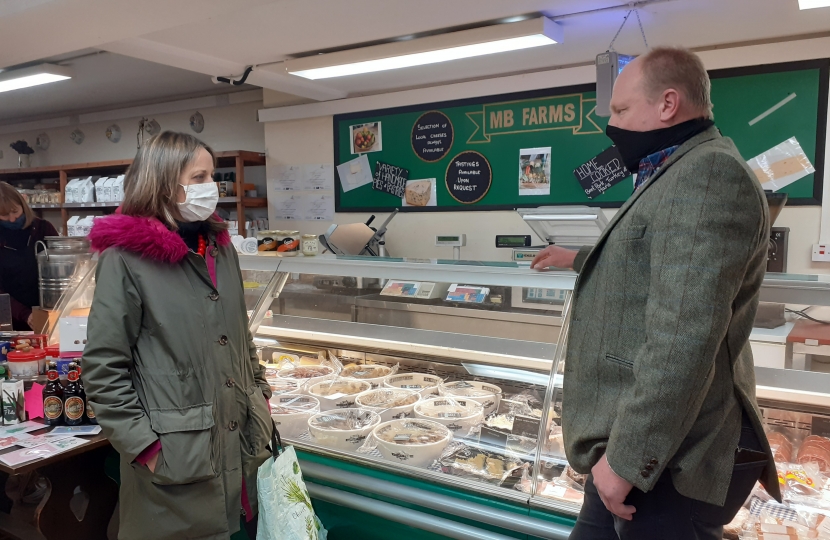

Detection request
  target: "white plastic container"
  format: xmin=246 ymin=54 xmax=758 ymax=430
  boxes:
xmin=308 ymin=379 xmax=372 ymax=410
xmin=307 ymin=408 xmax=380 ymax=451
xmin=355 ymin=388 xmax=421 ymax=422
xmin=373 ymin=418 xmax=452 ymax=467
xmin=441 ymin=381 xmax=502 ymax=416
xmin=341 ymin=364 xmax=394 ymax=389
xmin=413 ymin=397 xmax=484 ymax=435
xmin=269 ymin=395 xmax=319 ymax=438
xmin=275 ymin=365 xmax=335 ymax=394
xmin=6 ymin=349 xmax=44 ymax=379
xmin=384 ymin=373 xmax=442 ymax=398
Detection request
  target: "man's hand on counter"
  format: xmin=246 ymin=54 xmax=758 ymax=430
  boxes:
xmin=530 ymin=245 xmax=577 ymax=271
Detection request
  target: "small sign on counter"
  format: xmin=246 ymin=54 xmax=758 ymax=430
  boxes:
xmin=446 ymin=284 xmax=489 ymax=303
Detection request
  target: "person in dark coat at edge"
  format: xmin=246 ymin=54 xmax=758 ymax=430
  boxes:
xmin=82 ymin=131 xmax=273 ymax=540
xmin=531 ymin=47 xmax=781 ymax=539
xmin=0 ymin=182 xmax=58 ymax=331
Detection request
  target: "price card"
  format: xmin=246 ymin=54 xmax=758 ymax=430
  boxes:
xmin=511 ymin=415 xmax=542 ymax=439
xmin=373 ymin=161 xmax=409 ymax=197
xmin=480 ymin=425 xmax=509 ymax=451
xmin=573 ymin=146 xmax=631 ymax=199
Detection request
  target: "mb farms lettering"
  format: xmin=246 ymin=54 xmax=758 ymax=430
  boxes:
xmin=466 ymin=94 xmax=603 ymax=143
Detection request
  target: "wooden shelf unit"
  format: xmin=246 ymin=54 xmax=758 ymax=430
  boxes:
xmin=0 ymin=150 xmax=266 ymax=232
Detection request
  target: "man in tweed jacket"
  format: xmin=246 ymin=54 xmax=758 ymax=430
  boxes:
xmin=532 ymin=48 xmax=780 ymax=539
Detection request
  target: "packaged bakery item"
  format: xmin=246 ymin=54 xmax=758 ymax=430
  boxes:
xmin=723 ymin=507 xmax=750 ymax=540
xmin=797 ymin=435 xmax=830 ymax=473
xmin=437 ymin=441 xmax=529 ymax=486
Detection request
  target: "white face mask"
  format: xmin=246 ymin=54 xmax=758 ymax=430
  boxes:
xmin=177 ymin=182 xmax=218 ymax=222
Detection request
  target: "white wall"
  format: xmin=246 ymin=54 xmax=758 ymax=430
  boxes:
xmin=262 ymin=37 xmax=830 ymax=274
xmin=0 ymin=99 xmax=265 ymax=168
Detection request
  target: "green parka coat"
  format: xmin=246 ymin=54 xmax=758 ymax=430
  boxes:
xmin=82 ymin=213 xmax=272 ymax=540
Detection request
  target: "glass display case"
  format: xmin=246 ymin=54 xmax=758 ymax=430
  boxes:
xmin=241 ymin=255 xmax=581 ymax=523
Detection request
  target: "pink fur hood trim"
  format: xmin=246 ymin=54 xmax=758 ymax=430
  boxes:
xmin=89 ymin=213 xmax=230 ymax=264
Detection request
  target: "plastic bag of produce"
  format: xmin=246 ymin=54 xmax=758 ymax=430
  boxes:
xmin=257 ymin=423 xmax=327 ymax=540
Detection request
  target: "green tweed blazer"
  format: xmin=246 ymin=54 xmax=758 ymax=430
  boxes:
xmin=563 ymin=126 xmax=781 ymax=506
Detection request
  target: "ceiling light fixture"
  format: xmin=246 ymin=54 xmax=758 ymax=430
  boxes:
xmin=285 ymin=17 xmax=563 ymax=80
xmin=0 ymin=63 xmax=71 ymax=93
xmin=799 ymin=0 xmax=830 ymax=9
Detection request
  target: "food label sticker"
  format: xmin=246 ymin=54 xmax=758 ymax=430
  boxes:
xmin=325 ymin=393 xmax=347 ymax=401
xmin=393 ymin=434 xmax=413 ymax=442
xmin=401 ymin=385 xmax=423 ymax=389
xmin=451 ymin=382 xmax=474 ymax=389
xmin=439 ymin=412 xmax=463 ymax=418
xmin=542 ymin=485 xmax=567 ymax=498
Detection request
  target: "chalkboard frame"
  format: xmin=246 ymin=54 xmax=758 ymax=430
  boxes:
xmin=334 ymin=59 xmax=829 ymax=212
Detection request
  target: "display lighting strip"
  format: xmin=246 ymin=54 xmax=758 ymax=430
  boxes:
xmin=799 ymin=0 xmax=830 ymax=9
xmin=0 ymin=64 xmax=72 ymax=93
xmin=286 ymin=17 xmax=562 ymax=80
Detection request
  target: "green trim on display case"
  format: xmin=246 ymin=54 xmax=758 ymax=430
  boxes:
xmin=297 ymin=450 xmax=577 ymax=539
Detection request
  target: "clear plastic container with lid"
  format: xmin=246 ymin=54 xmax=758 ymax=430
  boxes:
xmin=7 ymin=349 xmax=46 ymax=379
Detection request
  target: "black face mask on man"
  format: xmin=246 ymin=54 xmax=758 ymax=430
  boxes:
xmin=605 ymin=117 xmax=714 ymax=174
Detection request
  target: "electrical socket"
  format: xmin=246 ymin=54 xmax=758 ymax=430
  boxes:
xmin=812 ymin=244 xmax=830 ymax=262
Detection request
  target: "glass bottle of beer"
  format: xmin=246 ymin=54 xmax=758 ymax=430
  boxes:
xmin=77 ymin=363 xmax=97 ymax=424
xmin=43 ymin=362 xmax=64 ymax=426
xmin=63 ymin=363 xmax=85 ymax=426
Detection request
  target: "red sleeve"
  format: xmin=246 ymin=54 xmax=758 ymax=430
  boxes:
xmin=134 ymin=440 xmax=161 ymax=466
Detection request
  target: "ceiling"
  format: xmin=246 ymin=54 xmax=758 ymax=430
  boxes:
xmin=1 ymin=0 xmax=830 ymax=125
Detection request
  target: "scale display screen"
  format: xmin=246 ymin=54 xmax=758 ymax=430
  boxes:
xmin=495 ymin=235 xmax=532 ymax=248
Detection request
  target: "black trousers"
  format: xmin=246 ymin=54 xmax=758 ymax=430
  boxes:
xmin=570 ymin=416 xmax=766 ymax=540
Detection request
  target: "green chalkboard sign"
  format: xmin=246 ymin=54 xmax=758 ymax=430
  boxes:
xmin=334 ymin=59 xmax=828 ymax=212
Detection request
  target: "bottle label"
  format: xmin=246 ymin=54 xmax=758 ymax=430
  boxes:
xmin=44 ymin=396 xmax=63 ymax=420
xmin=47 ymin=372 xmax=59 ymax=381
xmin=86 ymin=402 xmax=95 ymax=419
xmin=65 ymin=396 xmax=84 ymax=420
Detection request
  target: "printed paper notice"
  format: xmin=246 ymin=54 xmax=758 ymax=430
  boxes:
xmin=336 ymin=155 xmax=373 ymax=193
xmin=301 ymin=164 xmax=334 ymax=191
xmin=271 ymin=165 xmax=303 ymax=191
xmin=300 ymin=194 xmax=334 ymax=221
xmin=271 ymin=193 xmax=304 ymax=220
xmin=271 ymin=193 xmax=334 ymax=222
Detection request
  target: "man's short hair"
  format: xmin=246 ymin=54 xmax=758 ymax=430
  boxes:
xmin=640 ymin=47 xmax=713 ymax=119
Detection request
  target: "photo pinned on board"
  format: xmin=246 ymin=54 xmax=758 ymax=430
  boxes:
xmin=519 ymin=147 xmax=552 ymax=196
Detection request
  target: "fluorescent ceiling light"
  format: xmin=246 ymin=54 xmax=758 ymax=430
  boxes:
xmin=286 ymin=17 xmax=562 ymax=80
xmin=799 ymin=0 xmax=830 ymax=8
xmin=0 ymin=63 xmax=71 ymax=93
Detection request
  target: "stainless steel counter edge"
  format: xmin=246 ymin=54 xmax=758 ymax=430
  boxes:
xmin=301 ymin=460 xmax=572 ymax=539
xmin=307 ymin=483 xmax=525 ymax=540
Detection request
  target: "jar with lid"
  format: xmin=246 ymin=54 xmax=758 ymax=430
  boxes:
xmin=277 ymin=231 xmax=300 ymax=257
xmin=256 ymin=230 xmax=280 ymax=252
xmin=301 ymin=234 xmax=319 ymax=256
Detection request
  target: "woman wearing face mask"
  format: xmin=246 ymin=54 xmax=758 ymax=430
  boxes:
xmin=81 ymin=132 xmax=273 ymax=540
xmin=0 ymin=182 xmax=58 ymax=330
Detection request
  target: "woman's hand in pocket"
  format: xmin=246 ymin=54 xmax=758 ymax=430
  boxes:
xmin=146 ymin=451 xmax=160 ymax=473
